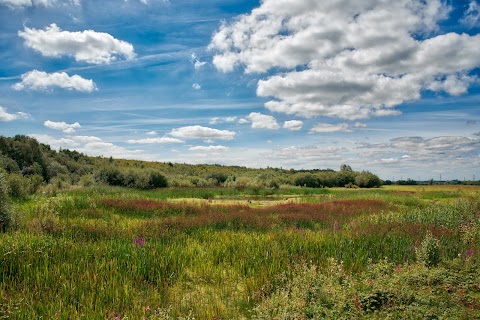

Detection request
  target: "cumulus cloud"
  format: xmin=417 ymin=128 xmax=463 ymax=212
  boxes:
xmin=189 ymin=145 xmax=229 ymax=151
xmin=127 ymin=137 xmax=183 ymax=144
xmin=310 ymin=123 xmax=351 ymax=133
xmin=169 ymin=125 xmax=236 ymax=140
xmin=13 ymin=70 xmax=96 ymax=92
xmin=237 ymin=118 xmax=249 ymax=124
xmin=44 ymin=120 xmax=81 ymax=133
xmin=246 ymin=112 xmax=279 ymax=130
xmin=210 ymin=0 xmax=480 ymax=120
xmin=19 ymin=24 xmax=135 ymax=64
xmin=283 ymin=120 xmax=303 ymax=131
xmin=0 ymin=106 xmax=29 ymax=122
xmin=461 ymin=1 xmax=480 ymax=28
xmin=192 ymin=83 xmax=201 ymax=90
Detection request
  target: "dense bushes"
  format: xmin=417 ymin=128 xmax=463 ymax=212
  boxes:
xmin=94 ymin=166 xmax=168 ymax=189
xmin=294 ymin=170 xmax=379 ymax=188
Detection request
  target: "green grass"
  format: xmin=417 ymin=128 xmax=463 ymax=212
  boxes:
xmin=1 ymin=185 xmax=479 ymax=319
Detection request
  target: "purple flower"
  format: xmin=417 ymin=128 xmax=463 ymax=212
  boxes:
xmin=466 ymin=248 xmax=475 ymax=257
xmin=133 ymin=237 xmax=145 ymax=247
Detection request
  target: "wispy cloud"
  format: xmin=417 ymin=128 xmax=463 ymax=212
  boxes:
xmin=127 ymin=137 xmax=184 ymax=144
xmin=310 ymin=123 xmax=351 ymax=133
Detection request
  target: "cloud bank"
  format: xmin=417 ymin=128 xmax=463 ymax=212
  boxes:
xmin=210 ymin=0 xmax=480 ymax=120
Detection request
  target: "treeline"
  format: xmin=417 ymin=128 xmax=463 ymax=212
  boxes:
xmin=0 ymin=135 xmax=382 ymax=197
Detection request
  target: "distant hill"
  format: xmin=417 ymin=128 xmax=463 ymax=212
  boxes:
xmin=0 ymin=135 xmax=382 ymax=195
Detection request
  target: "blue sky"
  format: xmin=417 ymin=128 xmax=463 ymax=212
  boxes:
xmin=0 ymin=0 xmax=479 ymax=181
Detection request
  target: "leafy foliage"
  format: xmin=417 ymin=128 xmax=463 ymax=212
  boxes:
xmin=0 ymin=171 xmax=12 ymax=232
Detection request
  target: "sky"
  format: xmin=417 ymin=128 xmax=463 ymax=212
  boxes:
xmin=0 ymin=0 xmax=479 ymax=181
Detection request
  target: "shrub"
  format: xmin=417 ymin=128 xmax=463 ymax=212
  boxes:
xmin=148 ymin=171 xmax=168 ymax=189
xmin=0 ymin=171 xmax=12 ymax=232
xmin=416 ymin=232 xmax=440 ymax=268
xmin=294 ymin=174 xmax=322 ymax=188
xmin=6 ymin=173 xmax=30 ymax=198
xmin=355 ymin=171 xmax=382 ymax=188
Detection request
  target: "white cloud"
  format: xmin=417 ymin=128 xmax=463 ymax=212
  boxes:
xmin=461 ymin=1 xmax=480 ymax=28
xmin=0 ymin=106 xmax=29 ymax=122
xmin=210 ymin=0 xmax=480 ymax=120
xmin=209 ymin=116 xmax=237 ymax=125
xmin=390 ymin=136 xmax=480 ymax=153
xmin=310 ymin=123 xmax=351 ymax=133
xmin=354 ymin=122 xmax=368 ymax=128
xmin=265 ymin=145 xmax=347 ymax=164
xmin=189 ymin=145 xmax=229 ymax=151
xmin=19 ymin=24 xmax=135 ymax=64
xmin=68 ymin=135 xmax=102 ymax=144
xmin=29 ymin=134 xmax=146 ymax=159
xmin=283 ymin=120 xmax=303 ymax=131
xmin=44 ymin=120 xmax=81 ymax=133
xmin=127 ymin=137 xmax=184 ymax=144
xmin=237 ymin=118 xmax=249 ymax=124
xmin=194 ymin=60 xmax=207 ymax=69
xmin=169 ymin=125 xmax=236 ymax=140
xmin=0 ymin=0 xmax=53 ymax=7
xmin=0 ymin=0 xmax=79 ymax=7
xmin=146 ymin=131 xmax=158 ymax=136
xmin=192 ymin=83 xmax=201 ymax=90
xmin=13 ymin=70 xmax=96 ymax=92
xmin=246 ymin=112 xmax=279 ymax=130
xmin=191 ymin=53 xmax=207 ymax=69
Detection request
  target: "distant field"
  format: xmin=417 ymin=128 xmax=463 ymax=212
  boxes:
xmin=1 ymin=185 xmax=479 ymax=319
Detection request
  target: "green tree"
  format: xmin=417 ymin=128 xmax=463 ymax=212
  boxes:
xmin=355 ymin=171 xmax=382 ymax=188
xmin=340 ymin=164 xmax=353 ymax=172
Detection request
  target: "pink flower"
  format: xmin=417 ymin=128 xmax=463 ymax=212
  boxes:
xmin=145 ymin=306 xmax=151 ymax=311
xmin=133 ymin=237 xmax=145 ymax=247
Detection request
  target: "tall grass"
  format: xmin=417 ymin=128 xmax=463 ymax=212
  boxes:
xmin=1 ymin=185 xmax=479 ymax=319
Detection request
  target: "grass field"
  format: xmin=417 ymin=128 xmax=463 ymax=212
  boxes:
xmin=1 ymin=185 xmax=479 ymax=319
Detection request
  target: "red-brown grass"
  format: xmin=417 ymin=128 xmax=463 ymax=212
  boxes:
xmin=114 ymin=199 xmax=392 ymax=235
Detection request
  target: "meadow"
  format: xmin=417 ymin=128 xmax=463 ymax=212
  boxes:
xmin=1 ymin=185 xmax=479 ymax=319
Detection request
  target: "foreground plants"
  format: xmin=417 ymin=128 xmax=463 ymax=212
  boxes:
xmin=253 ymin=257 xmax=480 ymax=319
xmin=0 ymin=186 xmax=479 ymax=319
